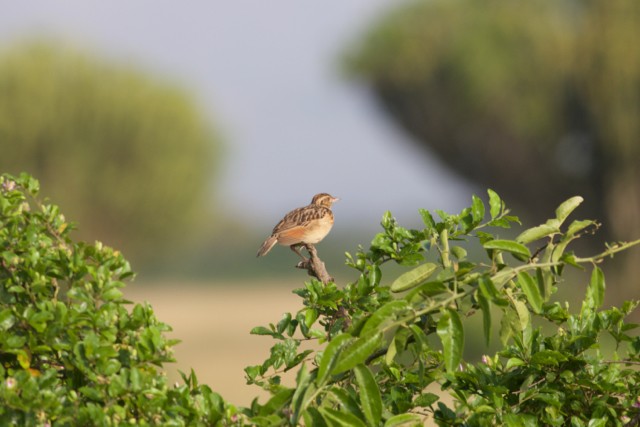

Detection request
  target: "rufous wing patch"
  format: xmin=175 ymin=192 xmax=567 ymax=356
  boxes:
xmin=277 ymin=226 xmax=307 ymax=246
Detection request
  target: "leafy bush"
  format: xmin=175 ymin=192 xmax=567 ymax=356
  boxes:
xmin=0 ymin=173 xmax=234 ymax=425
xmin=244 ymin=194 xmax=640 ymax=425
xmin=2 ymin=172 xmax=640 ymax=426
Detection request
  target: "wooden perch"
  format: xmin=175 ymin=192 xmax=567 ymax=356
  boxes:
xmin=295 ymin=244 xmax=333 ymax=284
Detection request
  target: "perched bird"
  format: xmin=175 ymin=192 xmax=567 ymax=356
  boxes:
xmin=257 ymin=193 xmax=339 ymax=259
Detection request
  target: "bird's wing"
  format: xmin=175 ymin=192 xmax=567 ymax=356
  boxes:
xmin=272 ymin=206 xmax=331 ymax=235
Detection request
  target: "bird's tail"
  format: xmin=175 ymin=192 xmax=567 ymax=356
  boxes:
xmin=256 ymin=235 xmax=278 ymax=257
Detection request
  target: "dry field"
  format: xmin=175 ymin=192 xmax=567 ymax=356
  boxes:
xmin=124 ymin=280 xmax=312 ymax=406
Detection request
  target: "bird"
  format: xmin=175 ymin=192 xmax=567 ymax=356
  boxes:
xmin=257 ymin=193 xmax=339 ymax=259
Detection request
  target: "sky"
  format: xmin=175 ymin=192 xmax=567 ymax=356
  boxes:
xmin=0 ymin=1 xmax=473 ymax=231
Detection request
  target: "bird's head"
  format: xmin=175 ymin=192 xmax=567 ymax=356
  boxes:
xmin=311 ymin=193 xmax=339 ymax=208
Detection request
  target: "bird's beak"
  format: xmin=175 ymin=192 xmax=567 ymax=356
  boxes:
xmin=332 ymin=196 xmax=340 ymax=203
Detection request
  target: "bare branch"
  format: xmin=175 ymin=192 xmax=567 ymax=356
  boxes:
xmin=295 ymin=244 xmax=333 ymax=284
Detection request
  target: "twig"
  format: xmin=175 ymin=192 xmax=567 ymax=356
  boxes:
xmin=295 ymin=244 xmax=333 ymax=284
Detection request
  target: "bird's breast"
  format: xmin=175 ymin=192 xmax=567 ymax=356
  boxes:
xmin=301 ymin=214 xmax=334 ymax=244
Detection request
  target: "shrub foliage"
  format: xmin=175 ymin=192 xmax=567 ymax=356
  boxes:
xmin=0 ymin=173 xmax=231 ymax=425
xmin=2 ymin=172 xmax=640 ymax=426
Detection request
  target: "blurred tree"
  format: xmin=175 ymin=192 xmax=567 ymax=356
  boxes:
xmin=347 ymin=0 xmax=640 ymax=250
xmin=0 ymin=42 xmax=219 ymax=263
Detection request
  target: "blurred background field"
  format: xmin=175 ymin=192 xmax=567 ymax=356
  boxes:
xmin=123 ymin=280 xmax=304 ymax=407
xmin=2 ymin=0 xmax=640 ymax=409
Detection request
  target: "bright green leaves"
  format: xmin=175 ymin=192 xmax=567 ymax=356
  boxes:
xmin=583 ymin=266 xmax=605 ymax=313
xmin=555 ymin=196 xmax=584 ymax=225
xmin=390 ymin=262 xmax=437 ymax=292
xmin=517 ymin=272 xmax=544 ymax=314
xmin=361 ymin=300 xmax=410 ymax=334
xmin=471 ymin=194 xmax=485 ymax=224
xmin=317 ymin=333 xmax=353 ymax=386
xmin=354 ymin=365 xmax=382 ymax=427
xmin=516 ymin=223 xmax=559 ymax=244
xmin=483 ymin=239 xmax=531 ymax=261
xmin=516 ymin=196 xmax=586 ymax=245
xmin=246 ymin=190 xmax=640 ymax=426
xmin=332 ymin=330 xmax=383 ymax=375
xmin=0 ymin=173 xmax=235 ymax=425
xmin=488 ymin=189 xmax=503 ymax=219
xmin=368 ymin=211 xmax=425 ymax=266
xmin=477 ymin=292 xmax=492 ymax=347
xmin=10 ymin=172 xmax=640 ymax=426
xmin=437 ymin=309 xmax=464 ymax=372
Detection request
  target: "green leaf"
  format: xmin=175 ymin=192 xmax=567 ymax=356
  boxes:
xmin=319 ymin=408 xmax=367 ymax=427
xmin=17 ymin=351 xmax=30 ymax=369
xmin=361 ymin=300 xmax=409 ymax=335
xmin=477 ymin=293 xmax=492 ymax=347
xmin=587 ymin=266 xmax=605 ymax=309
xmin=250 ymin=326 xmax=277 ymax=336
xmin=517 ymin=272 xmax=543 ymax=314
xmin=419 ymin=209 xmax=436 ymax=229
xmin=409 ymin=325 xmax=429 ymax=352
xmin=505 ymin=357 xmax=525 ymax=370
xmin=487 ymin=189 xmax=502 ymax=219
xmin=302 ymin=408 xmax=328 ymax=427
xmin=413 ymin=392 xmax=439 ymax=407
xmin=530 ymin=350 xmax=567 ymax=367
xmin=499 ymin=307 xmax=517 ymax=346
xmin=555 ymin=196 xmax=583 ymax=224
xmin=450 ymin=246 xmax=467 ymax=260
xmin=316 ymin=333 xmax=353 ymax=386
xmin=328 ymin=387 xmax=366 ymax=420
xmin=479 ymin=275 xmax=500 ymax=300
xmin=478 ymin=275 xmax=507 ymax=306
xmin=384 ymin=413 xmax=424 ymax=427
xmin=512 ymin=299 xmax=530 ymax=332
xmin=436 ymin=309 xmax=464 ymax=372
xmin=491 ymin=267 xmax=516 ymax=288
xmin=566 ymin=219 xmax=594 ymax=237
xmin=332 ymin=330 xmax=383 ymax=375
xmin=483 ymin=239 xmax=531 ymax=260
xmin=368 ymin=265 xmax=382 ymax=288
xmin=291 ymin=364 xmax=316 ymax=425
xmin=471 ymin=195 xmax=485 ymax=224
xmin=277 ymin=312 xmax=292 ymax=334
xmin=391 ymin=262 xmax=438 ymax=292
xmin=354 ymin=365 xmax=382 ymax=427
xmin=101 ymin=287 xmax=123 ymax=302
xmin=1 ymin=251 xmax=19 ymax=265
xmin=304 ymin=308 xmax=318 ymax=331
xmin=0 ymin=309 xmax=16 ymax=330
xmin=515 ymin=223 xmax=559 ymax=244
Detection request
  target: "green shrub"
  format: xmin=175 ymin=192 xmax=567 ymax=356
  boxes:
xmin=0 ymin=173 xmax=234 ymax=425
xmin=3 ymin=172 xmax=640 ymax=426
xmin=243 ymin=194 xmax=640 ymax=425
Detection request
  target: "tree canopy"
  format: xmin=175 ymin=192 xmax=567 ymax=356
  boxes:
xmin=347 ymin=0 xmax=640 ymax=251
xmin=0 ymin=42 xmax=219 ymax=262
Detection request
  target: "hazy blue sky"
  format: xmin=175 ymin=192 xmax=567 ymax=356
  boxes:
xmin=1 ymin=1 xmax=473 ymax=230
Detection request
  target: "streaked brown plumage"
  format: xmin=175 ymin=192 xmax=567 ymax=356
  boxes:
xmin=257 ymin=193 xmax=339 ymax=258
